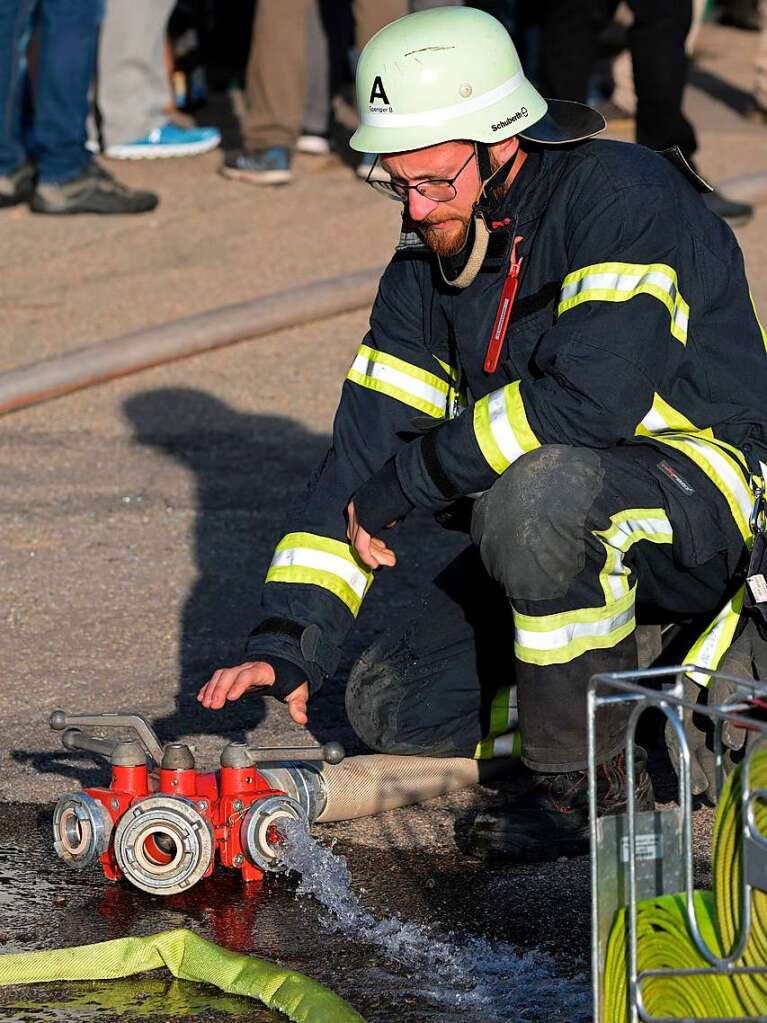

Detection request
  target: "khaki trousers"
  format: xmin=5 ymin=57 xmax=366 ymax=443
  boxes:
xmin=243 ymin=0 xmax=407 ymax=151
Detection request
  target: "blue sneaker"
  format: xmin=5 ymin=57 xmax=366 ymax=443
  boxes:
xmin=220 ymin=146 xmax=292 ymax=186
xmin=104 ymin=122 xmax=221 ymax=160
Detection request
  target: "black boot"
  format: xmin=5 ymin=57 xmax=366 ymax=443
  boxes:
xmin=0 ymin=162 xmax=35 ymax=208
xmin=464 ymin=747 xmax=655 ymax=864
xmin=30 ymin=163 xmax=158 ymax=215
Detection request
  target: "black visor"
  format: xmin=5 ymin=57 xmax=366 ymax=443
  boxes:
xmin=519 ymin=98 xmax=606 ymax=145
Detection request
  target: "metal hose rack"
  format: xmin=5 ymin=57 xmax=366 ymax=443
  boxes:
xmin=588 ymin=665 xmax=767 ymax=1022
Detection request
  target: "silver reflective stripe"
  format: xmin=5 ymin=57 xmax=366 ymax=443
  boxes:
xmin=600 ymin=515 xmax=674 ymax=552
xmin=559 ymin=263 xmax=689 ymax=342
xmin=362 ymin=71 xmax=525 ymax=128
xmin=350 ymin=351 xmax=447 ymax=413
xmin=559 ymin=268 xmax=679 ymax=304
xmin=515 ymin=604 xmax=635 ymax=653
xmin=487 ymin=389 xmax=527 ymax=463
xmin=269 ymin=547 xmax=369 ymax=603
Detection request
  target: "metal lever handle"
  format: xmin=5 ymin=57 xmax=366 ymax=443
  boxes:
xmin=50 ymin=710 xmax=163 ymax=764
xmin=61 ymin=728 xmax=118 ymax=759
xmin=246 ymin=741 xmax=345 ymax=765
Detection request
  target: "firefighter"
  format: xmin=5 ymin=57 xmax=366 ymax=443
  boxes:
xmin=198 ymin=7 xmax=767 ymax=862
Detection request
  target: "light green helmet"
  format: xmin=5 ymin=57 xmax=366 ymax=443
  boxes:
xmin=350 ymin=6 xmax=603 ymax=154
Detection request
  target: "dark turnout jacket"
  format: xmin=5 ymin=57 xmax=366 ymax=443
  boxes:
xmin=246 ymin=138 xmax=767 ymax=695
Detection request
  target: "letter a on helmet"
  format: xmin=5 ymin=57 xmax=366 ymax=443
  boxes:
xmin=350 ymin=7 xmax=604 ymax=154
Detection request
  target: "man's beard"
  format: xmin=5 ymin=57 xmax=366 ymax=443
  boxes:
xmin=421 ymin=216 xmax=470 ymax=257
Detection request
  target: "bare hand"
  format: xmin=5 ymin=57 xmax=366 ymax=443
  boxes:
xmin=346 ymin=499 xmax=397 ymax=570
xmin=196 ymin=662 xmax=309 ymax=725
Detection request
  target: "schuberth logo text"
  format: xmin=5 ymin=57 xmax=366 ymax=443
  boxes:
xmin=491 ymin=106 xmax=528 ymax=132
xmin=369 ymin=75 xmax=392 ymax=112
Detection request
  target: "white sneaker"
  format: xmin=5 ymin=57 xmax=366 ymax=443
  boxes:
xmin=297 ymin=134 xmax=330 ymax=156
xmin=356 ymin=153 xmax=390 ymax=182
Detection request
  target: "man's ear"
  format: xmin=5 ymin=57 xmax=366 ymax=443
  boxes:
xmin=489 ymin=136 xmax=521 ymax=168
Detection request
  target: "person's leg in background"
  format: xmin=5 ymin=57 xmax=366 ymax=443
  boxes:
xmin=611 ymin=0 xmax=705 ymax=125
xmin=627 ymin=0 xmax=696 ymax=157
xmin=748 ymin=0 xmax=767 ymax=118
xmin=627 ymin=0 xmax=752 ymax=224
xmin=221 ymin=0 xmax=313 ymax=185
xmin=352 ymin=0 xmax=407 ymax=49
xmin=96 ymin=0 xmax=219 ymax=160
xmin=31 ymin=0 xmax=102 ymax=185
xmin=0 ymin=0 xmax=36 ymax=206
xmin=537 ymin=0 xmax=610 ymax=102
xmin=30 ymin=0 xmax=157 ymax=214
xmin=298 ymin=1 xmax=332 ymax=155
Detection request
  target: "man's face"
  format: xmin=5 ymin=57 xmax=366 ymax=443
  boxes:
xmin=381 ymin=138 xmax=521 ymax=256
xmin=381 ymin=141 xmax=481 ymax=257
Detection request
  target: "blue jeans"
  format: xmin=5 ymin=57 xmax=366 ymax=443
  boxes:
xmin=0 ymin=0 xmax=104 ymax=183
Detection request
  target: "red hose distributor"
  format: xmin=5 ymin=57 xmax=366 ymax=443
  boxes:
xmin=49 ymin=710 xmax=343 ymax=896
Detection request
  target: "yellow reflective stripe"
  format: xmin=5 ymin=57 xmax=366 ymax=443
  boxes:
xmin=558 ymin=261 xmax=689 ymax=343
xmin=653 ymin=435 xmax=751 ymax=541
xmin=474 ymin=730 xmax=522 ymax=760
xmin=636 ymin=395 xmax=752 ymax=540
xmin=266 ymin=532 xmax=373 ymax=616
xmin=514 ymin=583 xmax=636 ymax=631
xmin=473 ymin=380 xmax=540 ymax=475
xmin=595 ymin=508 xmax=674 ymax=604
xmin=348 ymin=344 xmax=449 ymax=419
xmin=487 ymin=686 xmax=515 ymax=738
xmin=750 ymin=292 xmax=767 ymax=353
xmin=474 ymin=687 xmax=519 ymax=759
xmin=636 ymin=393 xmax=750 ymax=473
xmin=433 ymin=356 xmax=458 ymax=382
xmin=686 ymin=586 xmax=745 ymax=686
xmin=514 ymin=586 xmax=636 ymax=666
xmin=636 ymin=393 xmax=712 ymax=439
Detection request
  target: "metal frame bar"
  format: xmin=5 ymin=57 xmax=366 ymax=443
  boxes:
xmin=589 ymin=665 xmax=767 ymax=1023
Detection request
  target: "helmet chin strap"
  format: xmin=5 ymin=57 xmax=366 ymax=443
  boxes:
xmin=436 ymin=142 xmax=523 ymax=290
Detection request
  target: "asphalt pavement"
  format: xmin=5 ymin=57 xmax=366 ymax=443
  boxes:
xmin=0 ymin=18 xmax=762 ymax=1021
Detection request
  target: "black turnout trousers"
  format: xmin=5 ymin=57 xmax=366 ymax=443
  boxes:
xmin=345 ymin=444 xmax=748 ymax=772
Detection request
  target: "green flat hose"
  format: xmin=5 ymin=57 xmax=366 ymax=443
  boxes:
xmin=604 ymin=750 xmax=767 ymax=1022
xmin=0 ymin=928 xmax=366 ymax=1023
xmin=713 ymin=749 xmax=767 ymax=1015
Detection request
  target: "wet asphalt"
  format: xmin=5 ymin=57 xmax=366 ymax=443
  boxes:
xmin=0 ymin=798 xmax=597 ymax=1023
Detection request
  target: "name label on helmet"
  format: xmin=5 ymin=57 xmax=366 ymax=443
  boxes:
xmin=369 ymin=76 xmax=391 ymax=106
xmin=491 ymin=107 xmax=528 ymax=132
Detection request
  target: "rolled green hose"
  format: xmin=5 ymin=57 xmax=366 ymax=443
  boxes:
xmin=604 ymin=750 xmax=767 ymax=1022
xmin=0 ymin=928 xmax=366 ymax=1023
xmin=713 ymin=748 xmax=767 ymax=1016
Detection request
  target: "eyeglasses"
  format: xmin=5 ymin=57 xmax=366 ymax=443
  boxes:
xmin=366 ymin=149 xmax=476 ymax=203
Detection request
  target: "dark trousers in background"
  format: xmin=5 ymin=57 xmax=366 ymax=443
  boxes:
xmin=538 ymin=0 xmax=697 ymax=158
xmin=0 ymin=0 xmax=103 ymax=182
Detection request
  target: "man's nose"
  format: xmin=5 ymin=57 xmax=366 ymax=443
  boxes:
xmin=407 ymin=190 xmax=439 ymax=222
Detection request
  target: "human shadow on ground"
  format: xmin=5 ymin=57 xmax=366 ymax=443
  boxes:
xmin=123 ymin=387 xmax=330 ymax=745
xmin=688 ymin=65 xmax=754 ymax=117
xmin=121 ymin=386 xmax=464 ymax=753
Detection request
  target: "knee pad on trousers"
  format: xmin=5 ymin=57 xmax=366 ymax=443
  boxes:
xmin=471 ymin=444 xmax=605 ymax=602
xmin=345 ymin=649 xmax=408 ymax=754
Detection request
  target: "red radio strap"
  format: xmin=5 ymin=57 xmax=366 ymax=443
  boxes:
xmin=484 ymin=234 xmax=524 ymax=374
